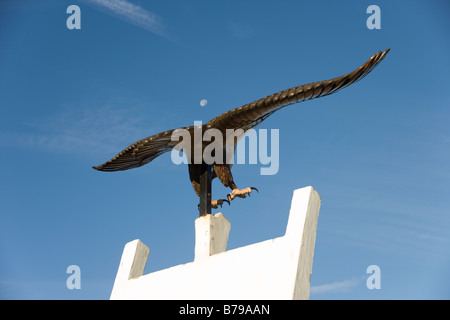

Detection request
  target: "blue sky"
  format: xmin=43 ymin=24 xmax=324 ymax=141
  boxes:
xmin=0 ymin=0 xmax=449 ymax=299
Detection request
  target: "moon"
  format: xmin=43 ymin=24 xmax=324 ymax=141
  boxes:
xmin=200 ymin=99 xmax=208 ymax=107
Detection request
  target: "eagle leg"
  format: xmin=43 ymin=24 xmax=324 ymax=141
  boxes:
xmin=190 ymin=164 xmax=232 ymax=210
xmin=212 ymin=164 xmax=259 ymax=203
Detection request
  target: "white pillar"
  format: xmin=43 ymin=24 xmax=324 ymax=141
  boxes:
xmin=285 ymin=186 xmax=321 ymax=299
xmin=194 ymin=212 xmax=231 ymax=261
xmin=110 ymin=239 xmax=149 ymax=298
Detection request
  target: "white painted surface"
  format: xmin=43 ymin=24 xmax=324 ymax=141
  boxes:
xmin=110 ymin=239 xmax=149 ymax=296
xmin=110 ymin=186 xmax=321 ymax=300
xmin=195 ymin=212 xmax=231 ymax=261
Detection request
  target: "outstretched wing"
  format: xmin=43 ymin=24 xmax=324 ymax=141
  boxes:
xmin=207 ymin=49 xmax=390 ymax=135
xmin=94 ymin=49 xmax=389 ymax=172
xmin=92 ymin=126 xmax=193 ymax=171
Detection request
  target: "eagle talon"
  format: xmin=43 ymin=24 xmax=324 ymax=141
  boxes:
xmin=197 ymin=199 xmax=231 ymax=211
xmin=227 ymin=187 xmax=259 ymax=201
xmin=212 ymin=199 xmax=230 ymax=209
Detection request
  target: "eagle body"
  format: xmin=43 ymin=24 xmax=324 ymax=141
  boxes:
xmin=93 ymin=49 xmax=390 ymax=206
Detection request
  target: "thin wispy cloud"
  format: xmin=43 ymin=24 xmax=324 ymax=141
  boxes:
xmin=310 ymin=276 xmax=365 ymax=295
xmin=81 ymin=0 xmax=167 ymax=37
xmin=323 ymin=190 xmax=450 ymax=259
xmin=228 ymin=21 xmax=255 ymax=40
xmin=0 ymin=103 xmax=157 ymax=158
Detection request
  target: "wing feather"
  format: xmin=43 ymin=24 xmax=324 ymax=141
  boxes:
xmin=92 ymin=126 xmax=193 ymax=171
xmin=207 ymin=49 xmax=390 ymax=133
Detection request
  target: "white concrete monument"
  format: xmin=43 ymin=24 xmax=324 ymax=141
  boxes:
xmin=110 ymin=186 xmax=321 ymax=300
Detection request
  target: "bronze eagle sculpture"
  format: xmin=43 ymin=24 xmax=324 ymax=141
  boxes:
xmin=93 ymin=49 xmax=390 ymax=209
